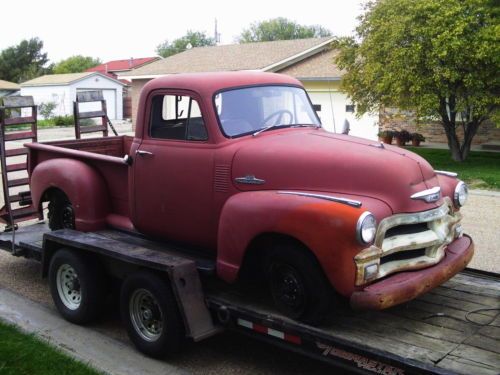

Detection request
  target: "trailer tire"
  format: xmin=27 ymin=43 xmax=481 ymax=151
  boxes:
xmin=266 ymin=244 xmax=331 ymax=324
xmin=48 ymin=190 xmax=75 ymax=230
xmin=120 ymin=272 xmax=184 ymax=358
xmin=49 ymin=248 xmax=106 ymax=324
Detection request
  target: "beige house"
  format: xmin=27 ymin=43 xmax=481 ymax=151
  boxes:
xmin=121 ymin=37 xmax=379 ymax=140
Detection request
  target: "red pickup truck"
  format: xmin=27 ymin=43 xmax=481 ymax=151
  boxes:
xmin=26 ymin=71 xmax=473 ymax=323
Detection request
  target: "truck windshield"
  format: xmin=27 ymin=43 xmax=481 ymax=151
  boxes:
xmin=214 ymin=86 xmax=321 ymax=137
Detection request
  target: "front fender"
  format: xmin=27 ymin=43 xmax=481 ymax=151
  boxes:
xmin=31 ymin=158 xmax=110 ymax=231
xmin=217 ymin=191 xmax=371 ymax=296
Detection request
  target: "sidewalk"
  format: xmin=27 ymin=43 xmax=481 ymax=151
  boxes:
xmin=0 ymin=287 xmax=187 ymax=375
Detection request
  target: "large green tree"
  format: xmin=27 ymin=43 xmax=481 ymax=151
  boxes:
xmin=0 ymin=38 xmax=51 ymax=83
xmin=156 ymin=31 xmax=215 ymax=58
xmin=333 ymin=0 xmax=499 ymax=161
xmin=239 ymin=17 xmax=331 ymax=43
xmin=53 ymin=55 xmax=101 ymax=74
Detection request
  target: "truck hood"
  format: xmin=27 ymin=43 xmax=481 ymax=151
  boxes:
xmin=231 ymin=129 xmax=442 ymax=213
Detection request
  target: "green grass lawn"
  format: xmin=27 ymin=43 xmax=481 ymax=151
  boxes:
xmin=407 ymin=147 xmax=500 ymax=190
xmin=0 ymin=320 xmax=101 ymax=375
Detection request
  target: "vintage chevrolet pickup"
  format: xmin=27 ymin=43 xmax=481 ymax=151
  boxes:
xmin=26 ymin=71 xmax=473 ymax=324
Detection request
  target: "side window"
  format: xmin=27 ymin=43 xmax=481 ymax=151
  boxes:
xmin=150 ymin=94 xmax=208 ymax=141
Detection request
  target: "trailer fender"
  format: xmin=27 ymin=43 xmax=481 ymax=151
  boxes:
xmin=31 ymin=158 xmax=110 ymax=232
xmin=216 ymin=191 xmax=366 ymax=296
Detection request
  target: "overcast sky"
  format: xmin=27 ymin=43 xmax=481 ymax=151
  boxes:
xmin=2 ymin=0 xmax=365 ymax=63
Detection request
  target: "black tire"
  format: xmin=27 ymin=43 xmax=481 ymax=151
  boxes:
xmin=266 ymin=244 xmax=332 ymax=324
xmin=48 ymin=190 xmax=75 ymax=230
xmin=49 ymin=248 xmax=106 ymax=324
xmin=120 ymin=272 xmax=184 ymax=358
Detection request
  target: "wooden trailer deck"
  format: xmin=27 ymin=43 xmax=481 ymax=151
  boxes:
xmin=0 ymin=224 xmax=499 ymax=375
xmin=208 ymin=269 xmax=500 ymax=375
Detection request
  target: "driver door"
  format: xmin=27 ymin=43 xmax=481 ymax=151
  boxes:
xmin=133 ymin=91 xmax=216 ymax=249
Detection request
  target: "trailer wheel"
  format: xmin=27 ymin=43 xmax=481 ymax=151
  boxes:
xmin=49 ymin=248 xmax=106 ymax=324
xmin=120 ymin=272 xmax=184 ymax=358
xmin=266 ymin=244 xmax=331 ymax=324
xmin=48 ymin=190 xmax=75 ymax=230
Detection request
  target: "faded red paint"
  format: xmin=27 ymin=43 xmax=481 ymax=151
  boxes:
xmin=26 ymin=71 xmax=473 ymax=310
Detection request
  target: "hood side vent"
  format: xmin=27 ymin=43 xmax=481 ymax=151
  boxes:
xmin=214 ymin=164 xmax=231 ymax=193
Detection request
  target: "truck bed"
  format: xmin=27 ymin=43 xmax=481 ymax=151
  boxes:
xmin=26 ymin=136 xmax=134 ymax=224
xmin=1 ymin=224 xmax=498 ymax=375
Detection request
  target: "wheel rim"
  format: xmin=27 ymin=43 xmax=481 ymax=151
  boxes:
xmin=56 ymin=264 xmax=81 ymax=310
xmin=129 ymin=289 xmax=164 ymax=342
xmin=269 ymin=262 xmax=307 ymax=317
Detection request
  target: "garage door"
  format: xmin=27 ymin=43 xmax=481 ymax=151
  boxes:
xmin=76 ymin=89 xmax=117 ymax=120
xmin=308 ymin=91 xmax=378 ymax=140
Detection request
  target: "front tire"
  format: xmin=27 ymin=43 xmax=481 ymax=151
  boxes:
xmin=266 ymin=244 xmax=332 ymax=324
xmin=120 ymin=272 xmax=184 ymax=358
xmin=49 ymin=248 xmax=106 ymax=324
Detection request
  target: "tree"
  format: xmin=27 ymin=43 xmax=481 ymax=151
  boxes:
xmin=333 ymin=0 xmax=499 ymax=161
xmin=238 ymin=17 xmax=331 ymax=43
xmin=156 ymin=31 xmax=215 ymax=58
xmin=0 ymin=38 xmax=51 ymax=83
xmin=53 ymin=55 xmax=101 ymax=74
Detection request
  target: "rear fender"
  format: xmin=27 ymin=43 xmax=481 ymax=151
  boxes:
xmin=31 ymin=158 xmax=110 ymax=231
xmin=217 ymin=191 xmax=365 ymax=296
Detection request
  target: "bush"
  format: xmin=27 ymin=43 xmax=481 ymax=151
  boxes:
xmin=411 ymin=133 xmax=426 ymax=142
xmin=394 ymin=130 xmax=411 ymax=143
xmin=38 ymin=102 xmax=57 ymax=119
xmin=53 ymin=115 xmax=74 ymax=126
xmin=377 ymin=130 xmax=394 ymax=137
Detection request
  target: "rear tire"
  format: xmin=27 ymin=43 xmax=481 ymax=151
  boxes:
xmin=49 ymin=248 xmax=106 ymax=324
xmin=48 ymin=190 xmax=75 ymax=230
xmin=266 ymin=244 xmax=332 ymax=324
xmin=120 ymin=272 xmax=184 ymax=358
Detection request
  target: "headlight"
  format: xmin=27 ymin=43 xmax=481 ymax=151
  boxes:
xmin=454 ymin=181 xmax=468 ymax=207
xmin=356 ymin=212 xmax=377 ymax=244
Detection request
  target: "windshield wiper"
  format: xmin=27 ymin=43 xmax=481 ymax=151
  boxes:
xmin=252 ymin=124 xmax=283 ymax=137
xmin=252 ymin=124 xmax=317 ymax=137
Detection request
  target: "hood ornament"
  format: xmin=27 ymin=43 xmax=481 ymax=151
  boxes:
xmin=410 ymin=186 xmax=441 ymax=203
xmin=235 ymin=175 xmax=266 ymax=185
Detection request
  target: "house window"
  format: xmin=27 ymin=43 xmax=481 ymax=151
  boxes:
xmin=313 ymin=104 xmax=322 ymax=112
xmin=150 ymin=94 xmax=208 ymax=141
xmin=346 ymin=104 xmax=355 ymax=113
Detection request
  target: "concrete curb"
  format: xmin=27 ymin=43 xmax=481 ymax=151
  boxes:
xmin=0 ymin=288 xmax=189 ymax=375
xmin=470 ymin=189 xmax=500 ymax=198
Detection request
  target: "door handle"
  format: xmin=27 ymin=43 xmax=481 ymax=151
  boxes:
xmin=136 ymin=150 xmax=154 ymax=157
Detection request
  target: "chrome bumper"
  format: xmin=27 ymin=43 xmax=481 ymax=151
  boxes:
xmin=354 ymin=197 xmax=462 ymax=286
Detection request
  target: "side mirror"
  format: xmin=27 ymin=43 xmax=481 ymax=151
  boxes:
xmin=341 ymin=119 xmax=350 ymax=135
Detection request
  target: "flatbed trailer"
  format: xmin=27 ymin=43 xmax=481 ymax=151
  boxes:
xmin=0 ymin=223 xmax=499 ymax=375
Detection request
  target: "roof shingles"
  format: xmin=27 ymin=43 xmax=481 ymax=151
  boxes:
xmin=0 ymin=79 xmax=20 ymax=90
xmin=123 ymin=37 xmax=335 ymax=77
xmin=20 ymin=72 xmax=124 ymax=86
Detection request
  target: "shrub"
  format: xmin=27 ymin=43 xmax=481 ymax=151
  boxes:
xmin=411 ymin=133 xmax=426 ymax=142
xmin=394 ymin=130 xmax=411 ymax=142
xmin=53 ymin=115 xmax=74 ymax=126
xmin=39 ymin=102 xmax=57 ymax=119
xmin=377 ymin=130 xmax=394 ymax=137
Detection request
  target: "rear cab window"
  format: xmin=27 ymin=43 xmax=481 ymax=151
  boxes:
xmin=150 ymin=94 xmax=208 ymax=141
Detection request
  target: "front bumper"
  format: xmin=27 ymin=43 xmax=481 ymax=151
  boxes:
xmin=350 ymin=234 xmax=474 ymax=310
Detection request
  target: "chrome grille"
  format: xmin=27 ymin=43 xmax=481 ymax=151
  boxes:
xmin=355 ymin=197 xmax=462 ymax=286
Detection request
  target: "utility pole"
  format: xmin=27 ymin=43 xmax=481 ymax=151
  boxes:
xmin=214 ymin=18 xmax=221 ymax=44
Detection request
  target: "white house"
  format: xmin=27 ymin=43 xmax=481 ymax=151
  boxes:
xmin=121 ymin=38 xmax=379 ymax=140
xmin=20 ymin=72 xmax=125 ymax=120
